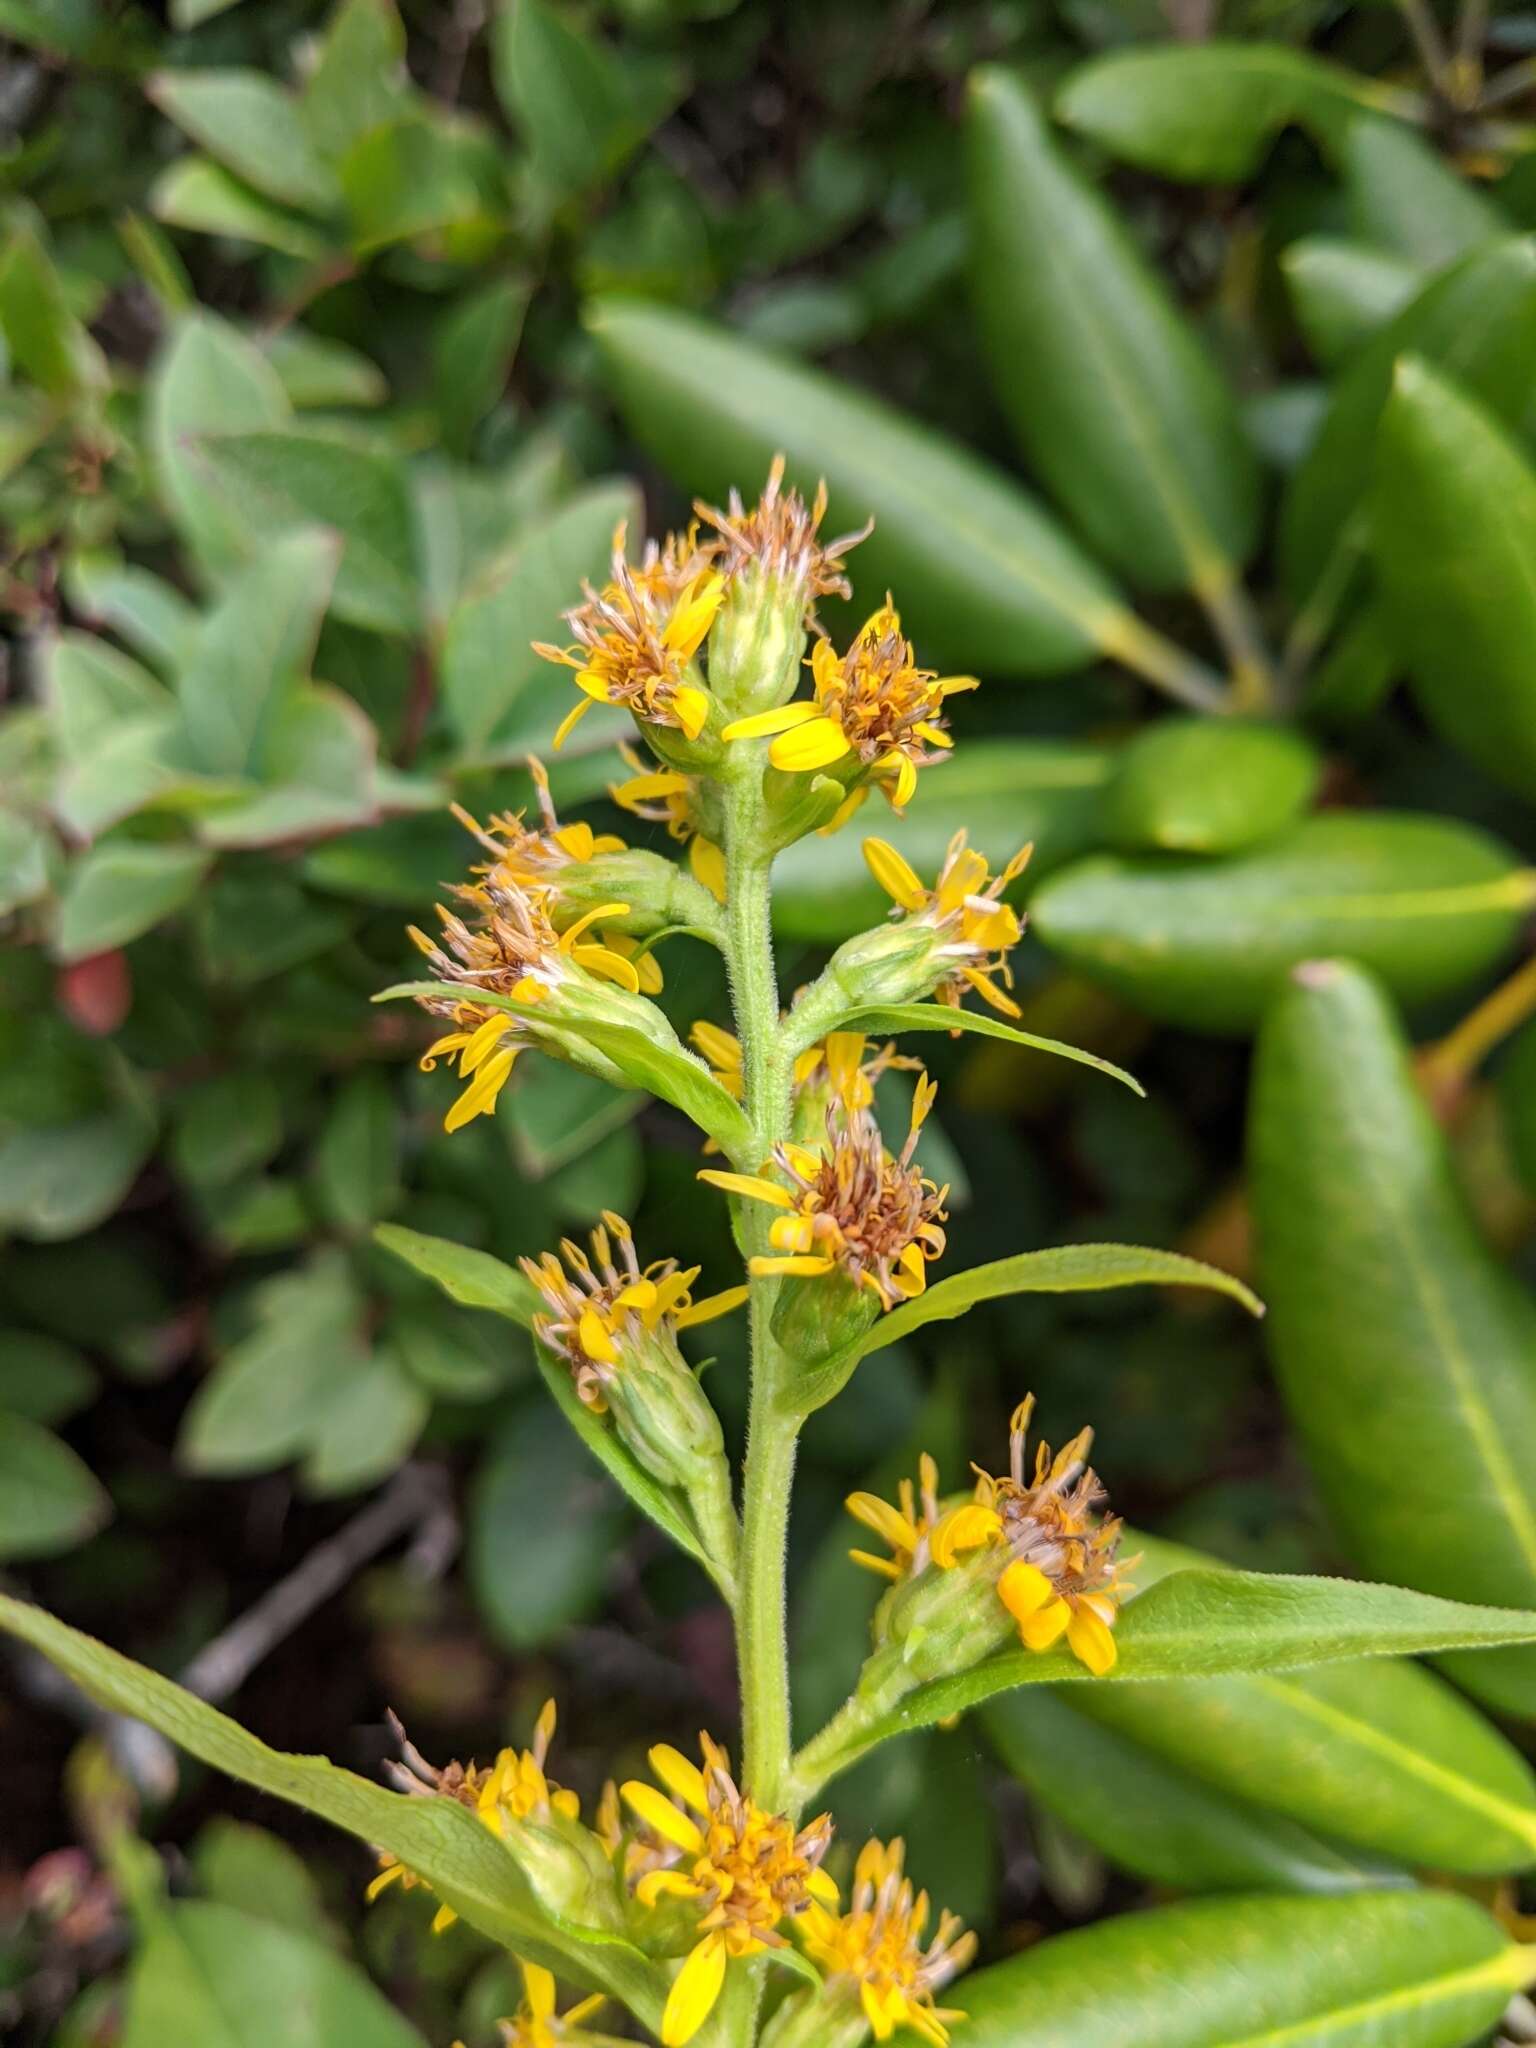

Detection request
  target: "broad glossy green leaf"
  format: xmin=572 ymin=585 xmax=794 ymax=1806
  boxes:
xmin=374 ymin=1222 xmax=539 ymax=1322
xmin=1374 ymin=359 xmax=1536 ymax=803
xmin=968 ymin=68 xmax=1259 ymax=594
xmin=375 ymin=979 xmax=756 ymax=1161
xmin=1032 ymin=812 xmax=1534 ymax=1034
xmin=148 ymin=313 xmax=290 ymax=572
xmin=440 ymin=480 xmax=638 ymax=754
xmin=300 ymin=0 xmax=409 ymax=163
xmin=1064 ymin=1533 xmax=1536 ymax=1877
xmin=1341 ymin=114 xmax=1507 ymax=269
xmin=150 ymin=158 xmax=329 ymax=260
xmin=1283 ymin=236 xmax=1420 ymax=366
xmin=1252 ymin=959 xmax=1536 ymax=1718
xmin=0 ymin=1411 xmax=111 ymax=1561
xmin=0 ymin=1590 xmax=665 ymax=2017
xmin=985 ymin=1689 xmax=1407 ymax=1895
xmin=588 ymin=296 xmax=1131 ymax=679
xmin=122 ymin=1900 xmax=423 ymax=2048
xmin=1103 ymin=718 xmax=1319 ymax=854
xmin=804 ymin=1570 xmax=1536 ymax=1779
xmin=1056 ymin=43 xmax=1392 ymax=183
xmin=956 ymin=1890 xmax=1528 ymax=2048
xmin=798 ymin=1003 xmax=1140 ymax=1097
xmin=189 ymin=429 xmax=417 ymax=635
xmin=1281 ymin=236 xmax=1536 ymax=607
xmin=148 ymin=69 xmax=339 ymax=214
xmin=56 ymin=841 xmax=212 ymax=960
xmin=856 ymin=1243 xmax=1261 ymax=1365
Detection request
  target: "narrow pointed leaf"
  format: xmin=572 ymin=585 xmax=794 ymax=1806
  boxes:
xmin=798 ymin=1003 xmax=1143 ymax=1096
xmin=374 ymin=1223 xmax=538 ymax=1321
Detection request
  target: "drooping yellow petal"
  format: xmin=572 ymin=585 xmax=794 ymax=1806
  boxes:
xmin=572 ymin=942 xmax=642 ymax=991
xmin=431 ymin=1903 xmax=459 ymax=1933
xmin=929 ymin=1503 xmax=1002 ymax=1568
xmin=444 ymin=1046 xmax=517 ymax=1132
xmin=849 ymin=1547 xmax=903 ymax=1580
xmin=769 ymin=715 xmax=852 ymax=773
xmin=845 ymin=1490 xmax=919 ymax=1552
xmin=1020 ymin=1596 xmax=1072 ymax=1653
xmin=621 ymin=1781 xmax=705 ymax=1854
xmin=673 ymin=685 xmax=711 ymax=741
xmin=636 ymin=1868 xmax=707 ymax=1908
xmin=521 ymin=1960 xmax=557 ymax=2020
xmin=690 ymin=833 xmax=727 ymax=903
xmin=1066 ymin=1601 xmax=1118 ymax=1675
xmin=769 ymin=1212 xmax=816 ymax=1254
xmin=690 ymin=1019 xmax=742 ymax=1071
xmin=748 ymin=1253 xmax=835 ymax=1277
xmin=997 ymin=1559 xmax=1055 ymax=1624
xmin=961 ymin=966 xmax=1022 ymax=1018
xmin=552 ymin=695 xmax=593 ymax=750
xmin=697 ymin=1169 xmax=794 ymax=1208
xmin=663 ymin=1932 xmax=729 ymax=2048
xmin=721 ymin=701 xmax=822 ymax=742
xmin=567 ymin=1993 xmax=608 ymax=2024
xmin=648 ymin=1743 xmax=710 ymax=1812
xmin=675 ymin=1284 xmax=750 ymax=1329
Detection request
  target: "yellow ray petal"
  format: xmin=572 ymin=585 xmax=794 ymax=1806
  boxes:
xmin=997 ymin=1559 xmax=1054 ymax=1624
xmin=721 ymin=701 xmax=822 ymax=741
xmin=673 ymin=684 xmax=711 ymax=741
xmin=1020 ymin=1597 xmax=1072 ymax=1653
xmin=662 ymin=1932 xmax=728 ymax=2048
xmin=1066 ymin=1601 xmax=1118 ymax=1675
xmin=929 ymin=1503 xmax=1002 ymax=1568
xmin=769 ymin=715 xmax=851 ymax=773
xmin=521 ymin=1960 xmax=557 ymax=2020
xmin=748 ymin=1253 xmax=835 ymax=1277
xmin=553 ymin=696 xmax=593 ymax=750
xmin=675 ymin=1284 xmax=750 ymax=1328
xmin=689 ymin=833 xmax=727 ymax=903
xmin=697 ymin=1169 xmax=793 ymax=1208
xmin=621 ymin=1781 xmax=705 ymax=1854
xmin=648 ymin=1743 xmax=709 ymax=1812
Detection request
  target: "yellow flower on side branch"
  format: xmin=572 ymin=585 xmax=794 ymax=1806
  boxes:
xmin=620 ymin=1733 xmax=837 ymax=2045
xmin=863 ymin=831 xmax=1032 ymax=1019
xmin=452 ymin=1957 xmax=610 ymax=2048
xmin=700 ymin=1078 xmax=948 ymax=1310
xmin=847 ymin=1396 xmax=1134 ymax=1675
xmin=799 ymin=1836 xmax=976 ymax=2046
xmin=535 ymin=526 xmax=724 ymax=750
xmin=610 ymin=744 xmax=726 ymax=904
xmin=721 ymin=598 xmax=977 ymax=812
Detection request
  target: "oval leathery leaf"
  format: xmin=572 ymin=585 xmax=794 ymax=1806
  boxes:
xmin=1251 ymin=959 xmax=1536 ymax=1717
xmin=1102 ymin=718 xmax=1319 ymax=855
xmin=1031 ymin=812 xmax=1534 ymax=1035
xmin=586 ymin=294 xmax=1137 ymax=679
xmin=955 ymin=1890 xmax=1531 ymax=2048
xmin=1373 ymin=357 xmax=1536 ymax=805
xmin=967 ymin=66 xmax=1260 ymax=597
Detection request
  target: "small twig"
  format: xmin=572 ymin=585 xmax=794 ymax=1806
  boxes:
xmin=1453 ymin=0 xmax=1490 ymax=97
xmin=1395 ymin=0 xmax=1454 ymax=91
xmin=1419 ymin=949 xmax=1536 ymax=1099
xmin=1479 ymin=55 xmax=1536 ymax=111
xmin=1099 ymin=611 xmax=1233 ymax=716
xmin=260 ymin=254 xmax=357 ymax=340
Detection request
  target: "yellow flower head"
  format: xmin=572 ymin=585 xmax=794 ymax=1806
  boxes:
xmin=801 ymin=1836 xmax=977 ymax=2046
xmin=720 ymin=598 xmax=977 ymax=811
xmin=458 ymin=1959 xmax=609 ymax=2048
xmin=520 ymin=1211 xmax=748 ymax=1411
xmin=847 ymin=1397 xmax=1134 ymax=1676
xmin=535 ymin=524 xmax=724 ymax=751
xmin=694 ymin=454 xmax=869 ymax=613
xmin=699 ymin=1080 xmax=948 ymax=1311
xmin=454 ymin=758 xmax=628 ymax=892
xmin=864 ymin=830 xmax=1032 ymax=1020
xmin=368 ymin=1703 xmax=580 ymax=1932
xmin=407 ymin=874 xmax=640 ymax=1132
xmin=620 ymin=1733 xmax=838 ymax=2046
xmin=688 ymin=1024 xmax=916 ymax=1119
xmin=609 ymin=743 xmax=726 ymax=904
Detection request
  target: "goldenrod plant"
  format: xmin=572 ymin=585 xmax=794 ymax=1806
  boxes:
xmin=9 ymin=467 xmax=1536 ymax=2048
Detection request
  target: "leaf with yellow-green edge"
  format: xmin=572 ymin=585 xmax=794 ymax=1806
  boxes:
xmin=373 ymin=979 xmax=755 ymax=1162
xmin=790 ymin=1001 xmax=1143 ymax=1097
xmin=856 ymin=1244 xmax=1261 ymax=1364
xmin=0 ymin=1591 xmax=665 ymax=2022
xmin=374 ymin=1223 xmax=538 ymax=1323
xmin=791 ymin=1570 xmax=1536 ymax=1792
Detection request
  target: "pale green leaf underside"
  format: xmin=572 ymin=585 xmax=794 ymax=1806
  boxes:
xmin=374 ymin=1223 xmax=538 ymax=1322
xmin=812 ymin=1001 xmax=1144 ymax=1095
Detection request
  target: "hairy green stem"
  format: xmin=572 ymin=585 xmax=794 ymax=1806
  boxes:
xmin=722 ymin=773 xmax=799 ymax=1819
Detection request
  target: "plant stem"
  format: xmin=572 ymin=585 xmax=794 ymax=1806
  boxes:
xmin=1099 ymin=610 xmax=1232 ymax=716
xmin=1193 ymin=561 xmax=1276 ymax=713
xmin=1423 ymin=951 xmax=1536 ymax=1086
xmin=721 ymin=773 xmax=798 ymax=1818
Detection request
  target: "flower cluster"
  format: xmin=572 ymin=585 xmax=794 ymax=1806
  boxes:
xmin=454 ymin=1959 xmax=611 ymax=2048
xmin=848 ymin=1396 xmax=1134 ymax=1675
xmin=620 ymin=1733 xmax=837 ymax=2045
xmin=610 ymin=743 xmax=726 ymax=902
xmin=864 ymin=832 xmax=1032 ymax=1018
xmin=700 ymin=1077 xmax=948 ymax=1310
xmin=694 ymin=454 xmax=867 ymax=611
xmin=800 ymin=1837 xmax=976 ymax=2046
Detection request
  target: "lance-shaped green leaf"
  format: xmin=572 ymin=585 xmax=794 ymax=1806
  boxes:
xmin=148 ymin=313 xmax=291 ymax=574
xmin=1055 ymin=42 xmax=1400 ymax=183
xmin=984 ymin=1688 xmax=1410 ymax=1896
xmin=374 ymin=1223 xmax=538 ymax=1322
xmin=967 ymin=67 xmax=1259 ymax=596
xmin=1102 ymin=718 xmax=1319 ymax=855
xmin=1340 ymin=114 xmax=1508 ymax=270
xmin=374 ymin=980 xmax=756 ymax=1162
xmin=0 ymin=1412 xmax=112 ymax=1561
xmin=1031 ymin=812 xmax=1534 ymax=1035
xmin=856 ymin=1244 xmax=1261 ymax=1364
xmin=0 ymin=1591 xmax=665 ymax=2022
xmin=587 ymin=295 xmax=1135 ymax=680
xmin=955 ymin=1890 xmax=1531 ymax=2048
xmin=788 ymin=1003 xmax=1143 ymax=1097
xmin=148 ymin=69 xmax=340 ymax=215
xmin=1252 ymin=958 xmax=1536 ymax=1719
xmin=1052 ymin=1534 xmax=1536 ymax=1878
xmin=792 ymin=1571 xmax=1536 ymax=1789
xmin=151 ymin=158 xmax=330 ymax=261
xmin=1281 ymin=236 xmax=1536 ymax=608
xmin=1373 ymin=359 xmax=1536 ymax=804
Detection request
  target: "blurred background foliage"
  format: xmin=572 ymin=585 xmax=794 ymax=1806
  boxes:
xmin=5 ymin=0 xmax=1536 ymax=2042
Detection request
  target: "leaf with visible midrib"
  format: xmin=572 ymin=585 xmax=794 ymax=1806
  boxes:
xmin=0 ymin=1590 xmax=665 ymax=2022
xmin=1251 ymin=958 xmax=1536 ymax=1718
